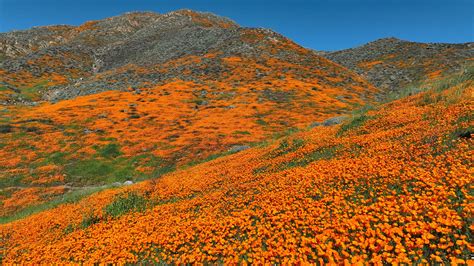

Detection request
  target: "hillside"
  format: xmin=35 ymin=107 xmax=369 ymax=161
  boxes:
xmin=2 ymin=66 xmax=472 ymax=264
xmin=322 ymin=37 xmax=473 ymax=92
xmin=0 ymin=11 xmax=378 ymax=217
xmin=0 ymin=10 xmax=375 ymax=103
xmin=1 ymin=9 xmax=473 ymax=264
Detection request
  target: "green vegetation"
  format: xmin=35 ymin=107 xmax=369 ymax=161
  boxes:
xmin=80 ymin=212 xmax=101 ymax=228
xmin=184 ymin=149 xmax=238 ymax=168
xmin=268 ymin=138 xmax=305 ymax=158
xmin=417 ymin=66 xmax=473 ymax=106
xmin=433 ymin=66 xmax=473 ymax=93
xmin=337 ymin=105 xmax=376 ymax=136
xmin=104 ymin=192 xmax=150 ymax=218
xmin=0 ymin=175 xmax=24 ymax=189
xmin=383 ymin=86 xmax=424 ymax=102
xmin=24 ymin=143 xmax=173 ymax=186
xmin=233 ymin=130 xmax=251 ymax=135
xmin=95 ymin=143 xmax=122 ymax=158
xmin=256 ymin=119 xmax=268 ymax=126
xmin=20 ymin=80 xmax=48 ymax=101
xmin=279 ymin=145 xmax=342 ymax=169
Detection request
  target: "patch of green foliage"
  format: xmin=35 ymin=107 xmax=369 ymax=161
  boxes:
xmin=337 ymin=105 xmax=376 ymax=136
xmin=95 ymin=143 xmax=122 ymax=158
xmin=417 ymin=66 xmax=473 ymax=106
xmin=184 ymin=149 xmax=238 ymax=168
xmin=233 ymin=130 xmax=251 ymax=135
xmin=256 ymin=119 xmax=268 ymax=126
xmin=20 ymin=80 xmax=48 ymax=101
xmin=434 ymin=66 xmax=473 ymax=93
xmin=0 ymin=175 xmax=24 ymax=189
xmin=268 ymin=138 xmax=305 ymax=158
xmin=278 ymin=145 xmax=342 ymax=170
xmin=383 ymin=86 xmax=425 ymax=102
xmin=80 ymin=212 xmax=101 ymax=228
xmin=104 ymin=192 xmax=150 ymax=218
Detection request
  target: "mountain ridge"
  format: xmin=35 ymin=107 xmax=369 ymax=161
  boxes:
xmin=0 ymin=10 xmax=376 ymax=104
xmin=322 ymin=37 xmax=473 ymax=91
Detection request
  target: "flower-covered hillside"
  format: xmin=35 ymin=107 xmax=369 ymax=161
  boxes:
xmin=0 ymin=74 xmax=376 ymax=217
xmin=1 ymin=67 xmax=472 ymax=264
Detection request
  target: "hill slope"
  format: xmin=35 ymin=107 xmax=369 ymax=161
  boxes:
xmin=0 ymin=11 xmax=378 ymax=217
xmin=2 ymin=67 xmax=472 ymax=264
xmin=322 ymin=37 xmax=473 ymax=92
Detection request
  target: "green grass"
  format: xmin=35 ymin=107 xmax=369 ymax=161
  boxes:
xmin=267 ymin=138 xmax=305 ymax=158
xmin=80 ymin=212 xmax=101 ymax=228
xmin=233 ymin=130 xmax=251 ymax=135
xmin=433 ymin=66 xmax=473 ymax=93
xmin=0 ymin=175 xmax=25 ymax=189
xmin=184 ymin=150 xmax=238 ymax=168
xmin=383 ymin=86 xmax=425 ymax=102
xmin=94 ymin=143 xmax=122 ymax=158
xmin=417 ymin=66 xmax=473 ymax=106
xmin=278 ymin=145 xmax=342 ymax=169
xmin=103 ymin=192 xmax=150 ymax=218
xmin=256 ymin=119 xmax=268 ymax=126
xmin=20 ymin=80 xmax=49 ymax=101
xmin=33 ymin=144 xmax=173 ymax=186
xmin=337 ymin=105 xmax=376 ymax=137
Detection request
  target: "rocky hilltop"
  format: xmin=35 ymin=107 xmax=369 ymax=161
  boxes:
xmin=322 ymin=37 xmax=473 ymax=91
xmin=0 ymin=10 xmax=374 ymax=103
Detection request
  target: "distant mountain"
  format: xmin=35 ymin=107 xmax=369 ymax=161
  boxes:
xmin=322 ymin=37 xmax=473 ymax=91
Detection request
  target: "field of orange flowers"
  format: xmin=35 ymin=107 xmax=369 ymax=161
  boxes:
xmin=0 ymin=59 xmax=377 ymax=217
xmin=1 ymin=68 xmax=472 ymax=263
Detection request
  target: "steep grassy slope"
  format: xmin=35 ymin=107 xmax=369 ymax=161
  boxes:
xmin=2 ymin=68 xmax=472 ymax=264
xmin=322 ymin=37 xmax=473 ymax=92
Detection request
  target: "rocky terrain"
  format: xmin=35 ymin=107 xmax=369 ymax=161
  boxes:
xmin=322 ymin=37 xmax=473 ymax=91
xmin=1 ymin=10 xmax=374 ymax=104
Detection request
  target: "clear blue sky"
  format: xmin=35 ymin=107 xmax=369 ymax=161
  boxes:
xmin=0 ymin=0 xmax=472 ymax=51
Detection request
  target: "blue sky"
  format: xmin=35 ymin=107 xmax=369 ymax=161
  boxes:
xmin=0 ymin=0 xmax=472 ymax=51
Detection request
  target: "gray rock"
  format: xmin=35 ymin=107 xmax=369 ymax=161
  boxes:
xmin=228 ymin=145 xmax=250 ymax=153
xmin=123 ymin=180 xmax=134 ymax=185
xmin=310 ymin=116 xmax=347 ymax=128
